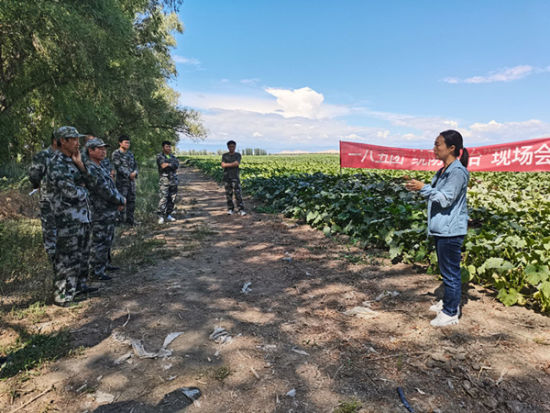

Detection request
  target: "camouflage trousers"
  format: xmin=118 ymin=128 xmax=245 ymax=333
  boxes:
xmin=39 ymin=197 xmax=57 ymax=262
xmin=224 ymin=179 xmax=244 ymax=211
xmin=116 ymin=179 xmax=136 ymax=224
xmin=89 ymin=220 xmax=115 ymax=279
xmin=157 ymin=176 xmax=177 ymax=217
xmin=54 ymin=223 xmax=90 ymax=304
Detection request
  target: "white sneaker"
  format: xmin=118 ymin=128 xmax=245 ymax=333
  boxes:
xmin=158 ymin=217 xmax=164 ymax=224
xmin=227 ymin=210 xmax=234 ymax=215
xmin=430 ymin=311 xmax=459 ymax=327
xmin=429 ymin=300 xmax=443 ymax=313
xmin=166 ymin=215 xmax=176 ymax=222
xmin=239 ymin=210 xmax=247 ymax=216
xmin=429 ymin=300 xmax=461 ymax=316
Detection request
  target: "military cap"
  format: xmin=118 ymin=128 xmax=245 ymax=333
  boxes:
xmin=85 ymin=138 xmax=110 ymax=149
xmin=54 ymin=126 xmax=85 ymax=140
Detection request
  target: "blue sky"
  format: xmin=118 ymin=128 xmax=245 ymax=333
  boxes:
xmin=171 ymin=1 xmax=550 ymax=153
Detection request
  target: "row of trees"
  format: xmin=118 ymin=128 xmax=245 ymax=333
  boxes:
xmin=180 ymin=148 xmax=269 ymax=156
xmin=0 ymin=0 xmax=206 ymax=163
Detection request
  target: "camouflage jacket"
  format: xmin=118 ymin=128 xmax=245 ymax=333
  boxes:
xmin=222 ymin=152 xmax=241 ymax=181
xmin=48 ymin=152 xmax=91 ymax=225
xmin=111 ymin=149 xmax=138 ymax=182
xmin=85 ymin=160 xmax=125 ymax=222
xmin=156 ymin=152 xmax=180 ymax=184
xmin=101 ymin=157 xmax=114 ymax=175
xmin=28 ymin=147 xmax=57 ymax=199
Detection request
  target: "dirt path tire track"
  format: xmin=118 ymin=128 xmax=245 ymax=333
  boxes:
xmin=1 ymin=166 xmax=550 ymax=413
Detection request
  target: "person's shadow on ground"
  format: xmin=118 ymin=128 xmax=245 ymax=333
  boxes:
xmin=93 ymin=387 xmax=200 ymax=413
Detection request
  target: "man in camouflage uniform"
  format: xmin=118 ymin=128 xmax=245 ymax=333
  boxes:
xmin=85 ymin=138 xmax=126 ymax=281
xmin=28 ymin=133 xmax=58 ymax=264
xmin=81 ymin=134 xmax=119 ymax=270
xmin=48 ymin=126 xmax=95 ymax=306
xmin=221 ymin=140 xmax=246 ymax=216
xmin=156 ymin=140 xmax=180 ymax=224
xmin=112 ymin=135 xmax=138 ymax=225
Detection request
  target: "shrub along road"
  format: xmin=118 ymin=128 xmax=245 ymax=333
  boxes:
xmin=1 ymin=166 xmax=549 ymax=412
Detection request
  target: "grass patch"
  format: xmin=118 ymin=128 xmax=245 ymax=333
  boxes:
xmin=134 ymin=166 xmax=160 ymax=224
xmin=0 ymin=329 xmax=72 ymax=379
xmin=9 ymin=301 xmax=48 ymax=323
xmin=338 ymin=253 xmax=366 ymax=264
xmin=214 ymin=366 xmax=231 ymax=382
xmin=253 ymin=204 xmax=278 ymax=214
xmin=333 ymin=399 xmax=362 ymax=413
xmin=188 ymin=224 xmax=219 ymax=241
xmin=0 ymin=219 xmax=52 ymax=305
xmin=113 ymin=227 xmax=177 ymax=268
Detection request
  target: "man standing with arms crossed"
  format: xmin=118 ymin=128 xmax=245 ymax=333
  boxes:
xmin=112 ymin=135 xmax=138 ymax=225
xmin=85 ymin=138 xmax=126 ymax=281
xmin=221 ymin=140 xmax=246 ymax=216
xmin=157 ymin=140 xmax=180 ymax=224
xmin=48 ymin=126 xmax=95 ymax=306
xmin=28 ymin=133 xmax=58 ymax=266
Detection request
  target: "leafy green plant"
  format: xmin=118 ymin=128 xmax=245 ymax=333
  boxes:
xmin=334 ymin=399 xmax=362 ymax=413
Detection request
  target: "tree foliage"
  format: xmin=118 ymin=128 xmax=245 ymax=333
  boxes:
xmin=0 ymin=0 xmax=205 ymax=162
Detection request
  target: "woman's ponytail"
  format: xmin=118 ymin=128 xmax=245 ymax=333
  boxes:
xmin=460 ymin=147 xmax=469 ymax=168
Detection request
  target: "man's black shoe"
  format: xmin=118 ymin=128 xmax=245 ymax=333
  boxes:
xmin=76 ymin=285 xmax=99 ymax=295
xmin=106 ymin=264 xmax=120 ymax=271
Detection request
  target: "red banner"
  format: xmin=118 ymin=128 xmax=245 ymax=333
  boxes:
xmin=340 ymin=137 xmax=550 ymax=172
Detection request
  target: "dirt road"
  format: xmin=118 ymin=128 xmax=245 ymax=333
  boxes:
xmin=1 ymin=167 xmax=550 ymax=412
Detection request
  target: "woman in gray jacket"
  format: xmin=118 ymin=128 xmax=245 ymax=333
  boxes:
xmin=406 ymin=130 xmax=469 ymax=327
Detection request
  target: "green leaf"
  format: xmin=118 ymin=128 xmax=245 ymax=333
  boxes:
xmin=539 ymin=281 xmax=550 ymax=299
xmin=497 ymin=287 xmax=519 ymax=306
xmin=482 ymin=257 xmax=514 ymax=271
xmin=306 ymin=211 xmax=318 ymax=223
xmin=389 ymin=244 xmax=403 ymax=259
xmin=461 ymin=266 xmax=474 ymax=283
xmin=525 ymin=265 xmax=550 ymax=286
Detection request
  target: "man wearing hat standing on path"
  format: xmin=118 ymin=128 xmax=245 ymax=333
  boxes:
xmin=85 ymin=138 xmax=126 ymax=282
xmin=48 ymin=126 xmax=96 ymax=306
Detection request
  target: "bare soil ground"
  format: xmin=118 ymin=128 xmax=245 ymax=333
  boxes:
xmin=1 ymin=167 xmax=550 ymax=413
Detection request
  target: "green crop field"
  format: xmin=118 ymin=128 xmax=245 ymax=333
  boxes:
xmin=185 ymin=154 xmax=550 ymax=311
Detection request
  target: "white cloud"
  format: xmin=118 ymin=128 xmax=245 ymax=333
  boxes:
xmin=360 ymin=109 xmax=459 ymax=132
xmin=443 ymin=65 xmax=550 ymax=84
xmin=464 ymin=119 xmax=550 ymax=144
xmin=181 ymin=86 xmax=350 ymax=120
xmin=187 ymin=108 xmax=427 ymax=151
xmin=179 ymin=86 xmax=550 ymax=151
xmin=173 ymin=55 xmax=201 ymax=65
xmin=240 ymin=78 xmax=260 ymax=85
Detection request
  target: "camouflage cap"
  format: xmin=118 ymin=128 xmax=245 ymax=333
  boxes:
xmin=53 ymin=126 xmax=85 ymax=140
xmin=85 ymin=138 xmax=110 ymax=149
